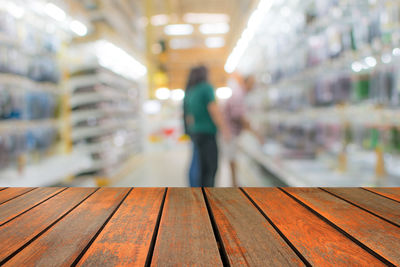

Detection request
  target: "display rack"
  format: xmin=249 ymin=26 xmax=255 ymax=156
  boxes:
xmin=0 ymin=4 xmax=91 ymax=186
xmin=68 ymin=65 xmax=144 ymax=179
xmin=238 ymin=0 xmax=400 ymax=186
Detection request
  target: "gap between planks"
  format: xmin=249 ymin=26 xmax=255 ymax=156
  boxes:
xmin=202 ymin=187 xmax=231 ymax=267
xmin=361 ymin=188 xmax=400 ymax=203
xmin=239 ymin=188 xmax=311 ymax=267
xmin=319 ymin=188 xmax=400 ymax=228
xmin=71 ymin=188 xmax=134 ymax=266
xmin=0 ymin=188 xmax=68 ymax=227
xmin=143 ymin=187 xmax=167 ymax=267
xmin=279 ymin=188 xmax=396 ymax=267
xmin=0 ymin=188 xmax=100 ymax=266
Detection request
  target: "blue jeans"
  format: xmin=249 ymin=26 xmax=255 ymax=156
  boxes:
xmin=189 ymin=142 xmax=200 ymax=187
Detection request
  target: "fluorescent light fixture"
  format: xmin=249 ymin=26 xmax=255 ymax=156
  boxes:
xmin=155 ymin=88 xmax=171 ymax=100
xmin=365 ymin=56 xmax=377 ymax=68
xmin=143 ymin=100 xmax=161 ymax=115
xmin=205 ymin=37 xmax=225 ymax=48
xmin=225 ymin=0 xmax=274 ymax=73
xmin=151 ymin=14 xmax=169 ymax=26
xmin=164 ymin=24 xmax=194 ymax=36
xmin=70 ymin=20 xmax=88 ymax=36
xmin=183 ymin=13 xmax=230 ymax=24
xmin=45 ymin=3 xmax=66 ymax=21
xmin=381 ymin=54 xmax=392 ymax=64
xmin=6 ymin=2 xmax=24 ymax=19
xmin=351 ymin=61 xmax=363 ymax=72
xmin=171 ymin=89 xmax=185 ymax=102
xmin=199 ymin=23 xmax=230 ymax=35
xmin=216 ymin=87 xmax=232 ymax=99
xmin=96 ymin=40 xmax=147 ymax=80
xmin=169 ymin=38 xmax=196 ymax=50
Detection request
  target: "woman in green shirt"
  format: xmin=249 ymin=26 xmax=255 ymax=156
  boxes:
xmin=184 ymin=66 xmax=231 ymax=187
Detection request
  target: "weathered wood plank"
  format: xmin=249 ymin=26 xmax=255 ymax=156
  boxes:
xmin=4 ymin=188 xmax=130 ymax=267
xmin=205 ymin=188 xmax=304 ymax=266
xmin=0 ymin=187 xmax=66 ymax=226
xmin=283 ymin=188 xmax=400 ymax=265
xmin=0 ymin=188 xmax=96 ymax=263
xmin=151 ymin=188 xmax=222 ymax=266
xmin=323 ymin=188 xmax=400 ymax=226
xmin=244 ymin=188 xmax=385 ymax=266
xmin=77 ymin=188 xmax=165 ymax=266
xmin=363 ymin=188 xmax=400 ymax=202
xmin=0 ymin=188 xmax=36 ymax=205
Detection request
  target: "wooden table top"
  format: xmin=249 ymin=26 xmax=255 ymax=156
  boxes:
xmin=0 ymin=187 xmax=399 ymax=266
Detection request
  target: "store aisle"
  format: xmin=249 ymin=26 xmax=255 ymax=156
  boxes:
xmin=114 ymin=142 xmax=276 ymax=187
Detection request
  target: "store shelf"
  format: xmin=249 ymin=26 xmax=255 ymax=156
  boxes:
xmin=0 ymin=119 xmax=58 ymax=129
xmin=0 ymin=73 xmax=59 ymax=93
xmin=0 ymin=152 xmax=93 ymax=187
xmin=239 ymin=135 xmax=400 ymax=187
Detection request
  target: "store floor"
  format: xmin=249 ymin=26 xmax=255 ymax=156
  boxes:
xmin=113 ymin=142 xmax=277 ymax=187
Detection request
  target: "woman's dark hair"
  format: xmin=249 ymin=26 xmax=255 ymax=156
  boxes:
xmin=185 ymin=65 xmax=208 ymax=91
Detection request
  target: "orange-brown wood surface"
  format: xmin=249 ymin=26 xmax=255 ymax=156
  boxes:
xmin=0 ymin=187 xmax=399 ymax=266
xmin=283 ymin=188 xmax=400 ymax=266
xmin=364 ymin=187 xmax=400 ymax=202
xmin=0 ymin=187 xmax=35 ymax=204
xmin=205 ymin=188 xmax=305 ymax=266
xmin=0 ymin=187 xmax=65 ymax=226
xmin=77 ymin=188 xmax=165 ymax=266
xmin=4 ymin=188 xmax=129 ymax=267
xmin=243 ymin=188 xmax=385 ymax=266
xmin=323 ymin=187 xmax=400 ymax=226
xmin=151 ymin=188 xmax=222 ymax=266
xmin=0 ymin=188 xmax=96 ymax=263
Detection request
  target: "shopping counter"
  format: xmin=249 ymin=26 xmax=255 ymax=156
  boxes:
xmin=0 ymin=187 xmax=399 ymax=266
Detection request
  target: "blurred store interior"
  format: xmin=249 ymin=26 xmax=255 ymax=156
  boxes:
xmin=1 ymin=0 xmax=400 ymax=187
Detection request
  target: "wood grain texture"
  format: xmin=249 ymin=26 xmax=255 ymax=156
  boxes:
xmin=151 ymin=188 xmax=222 ymax=266
xmin=0 ymin=188 xmax=36 ymax=205
xmin=205 ymin=188 xmax=304 ymax=266
xmin=363 ymin=188 xmax=400 ymax=202
xmin=77 ymin=188 xmax=165 ymax=267
xmin=0 ymin=187 xmax=65 ymax=226
xmin=4 ymin=188 xmax=130 ymax=267
xmin=283 ymin=188 xmax=400 ymax=265
xmin=323 ymin=188 xmax=400 ymax=226
xmin=0 ymin=188 xmax=96 ymax=263
xmin=243 ymin=188 xmax=385 ymax=266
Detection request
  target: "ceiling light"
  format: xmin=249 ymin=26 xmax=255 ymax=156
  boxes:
xmin=365 ymin=56 xmax=377 ymax=68
xmin=216 ymin=87 xmax=232 ymax=100
xmin=96 ymin=40 xmax=147 ymax=80
xmin=70 ymin=20 xmax=88 ymax=36
xmin=6 ymin=2 xmax=24 ymax=19
xmin=393 ymin=48 xmax=400 ymax=56
xmin=205 ymin=37 xmax=225 ymax=48
xmin=381 ymin=54 xmax=392 ymax=64
xmin=151 ymin=14 xmax=169 ymax=26
xmin=171 ymin=89 xmax=185 ymax=102
xmin=155 ymin=88 xmax=170 ymax=100
xmin=45 ymin=3 xmax=66 ymax=21
xmin=225 ymin=0 xmax=274 ymax=73
xmin=143 ymin=100 xmax=161 ymax=115
xmin=199 ymin=23 xmax=230 ymax=35
xmin=169 ymin=38 xmax=196 ymax=50
xmin=183 ymin=13 xmax=230 ymax=24
xmin=351 ymin=61 xmax=363 ymax=72
xmin=164 ymin=24 xmax=193 ymax=36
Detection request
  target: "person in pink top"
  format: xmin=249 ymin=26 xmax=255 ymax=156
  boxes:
xmin=223 ymin=72 xmax=262 ymax=186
